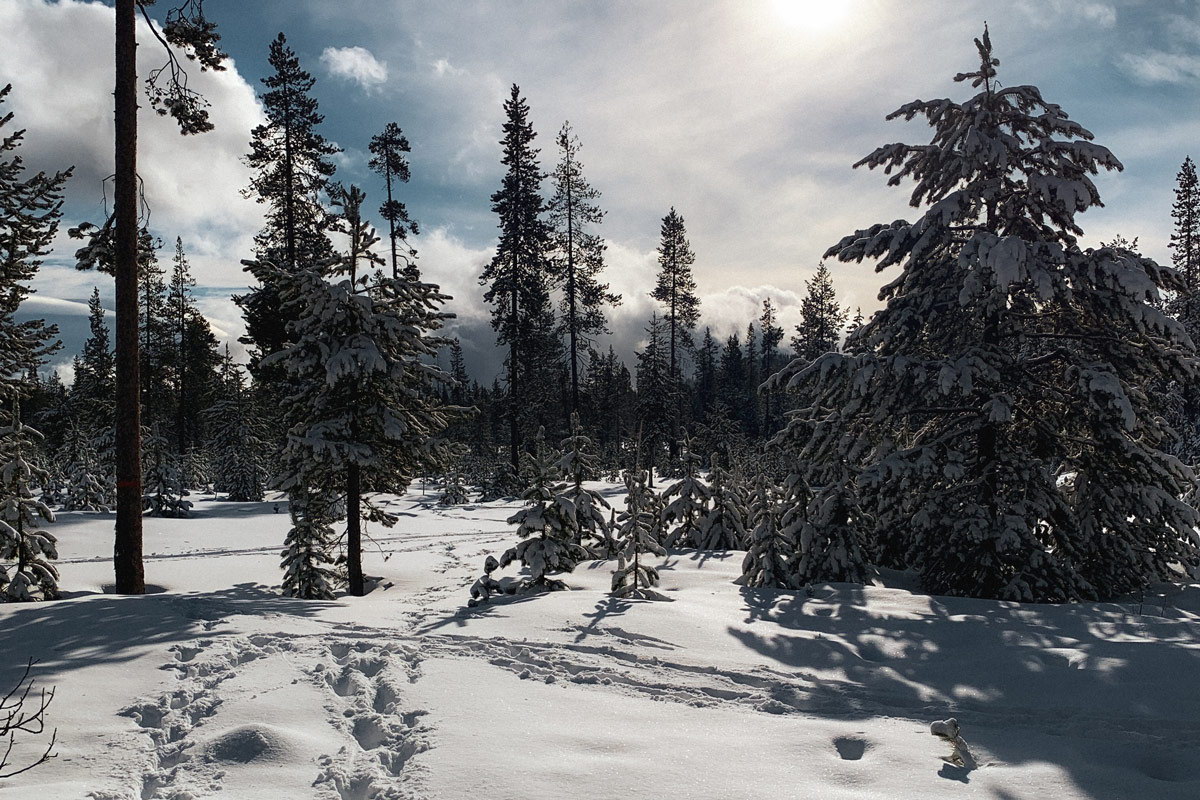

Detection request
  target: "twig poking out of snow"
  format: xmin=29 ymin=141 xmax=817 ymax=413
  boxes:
xmin=930 ymin=718 xmax=975 ymax=769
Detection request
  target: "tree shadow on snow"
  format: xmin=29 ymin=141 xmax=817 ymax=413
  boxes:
xmin=0 ymin=582 xmax=325 ymax=688
xmin=729 ymin=584 xmax=1200 ymax=799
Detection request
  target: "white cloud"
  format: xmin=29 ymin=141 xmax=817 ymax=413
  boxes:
xmin=1116 ymin=51 xmax=1200 ymax=85
xmin=0 ymin=0 xmax=265 ymax=288
xmin=1017 ymin=0 xmax=1116 ymax=28
xmin=321 ymin=46 xmax=389 ymax=92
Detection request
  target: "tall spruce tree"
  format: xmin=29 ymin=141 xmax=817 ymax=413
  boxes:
xmin=238 ymin=32 xmax=339 ymax=366
xmin=1170 ymin=157 xmax=1200 ymax=295
xmin=791 ymin=261 xmax=846 ymax=361
xmin=780 ymin=27 xmax=1199 ymax=601
xmin=651 ymin=208 xmax=700 ymax=459
xmin=70 ymin=288 xmax=114 ymax=430
xmin=368 ymin=122 xmax=419 ymax=280
xmin=138 ymin=235 xmax=174 ymax=431
xmin=759 ymin=299 xmax=785 ymax=434
xmin=480 ymin=85 xmax=557 ymax=470
xmin=167 ymin=238 xmax=221 ymax=457
xmin=635 ymin=314 xmax=672 ymax=483
xmin=207 ymin=350 xmax=267 ymax=502
xmin=548 ymin=122 xmax=620 ymax=415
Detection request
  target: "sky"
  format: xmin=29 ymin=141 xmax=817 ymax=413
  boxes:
xmin=3 ymin=0 xmax=1200 ymax=381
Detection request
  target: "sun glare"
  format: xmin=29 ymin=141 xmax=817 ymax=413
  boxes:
xmin=771 ymin=0 xmax=853 ymax=32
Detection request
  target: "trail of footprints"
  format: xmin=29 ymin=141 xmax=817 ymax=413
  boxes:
xmin=119 ymin=634 xmax=430 ymax=800
xmin=313 ymin=637 xmax=431 ymax=800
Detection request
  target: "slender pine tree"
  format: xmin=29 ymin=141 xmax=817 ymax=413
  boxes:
xmin=368 ymin=122 xmax=419 ymax=280
xmin=548 ymin=122 xmax=621 ymax=416
xmin=238 ymin=32 xmax=339 ymax=368
xmin=480 ymin=85 xmax=558 ymax=470
xmin=651 ymin=208 xmax=700 ymax=460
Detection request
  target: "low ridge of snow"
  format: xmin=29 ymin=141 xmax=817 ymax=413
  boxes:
xmin=1 ymin=487 xmax=1198 ymax=799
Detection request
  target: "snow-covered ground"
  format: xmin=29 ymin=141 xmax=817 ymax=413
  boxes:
xmin=1 ymin=487 xmax=1199 ymax=799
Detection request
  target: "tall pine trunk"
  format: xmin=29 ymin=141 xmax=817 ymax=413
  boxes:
xmin=509 ymin=255 xmax=520 ymax=473
xmin=113 ymin=0 xmax=144 ymax=594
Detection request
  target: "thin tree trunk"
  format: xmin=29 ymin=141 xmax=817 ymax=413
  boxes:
xmin=113 ymin=0 xmax=144 ymax=595
xmin=347 ymin=463 xmax=363 ymax=596
xmin=385 ymin=170 xmax=398 ymax=278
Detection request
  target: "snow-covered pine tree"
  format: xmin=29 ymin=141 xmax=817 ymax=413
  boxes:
xmin=260 ymin=185 xmax=453 ymax=597
xmin=694 ymin=454 xmax=748 ymax=550
xmin=280 ymin=487 xmax=341 ymax=600
xmin=736 ymin=474 xmax=792 ymax=588
xmin=557 ymin=413 xmax=614 ymax=555
xmin=0 ymin=406 xmax=59 ymax=601
xmin=659 ymin=441 xmax=710 ymax=548
xmin=779 ymin=27 xmax=1199 ymax=600
xmin=207 ymin=349 xmax=268 ymax=502
xmin=142 ymin=424 xmax=192 ymax=518
xmin=494 ymin=429 xmax=585 ymax=593
xmin=611 ymin=469 xmax=668 ymax=600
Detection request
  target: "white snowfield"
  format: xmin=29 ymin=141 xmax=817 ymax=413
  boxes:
xmin=1 ymin=486 xmax=1199 ymax=799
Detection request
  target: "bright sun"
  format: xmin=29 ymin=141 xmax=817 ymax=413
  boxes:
xmin=771 ymin=0 xmax=853 ymax=32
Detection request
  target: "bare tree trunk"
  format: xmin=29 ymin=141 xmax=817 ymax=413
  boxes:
xmin=346 ymin=464 xmax=363 ymax=596
xmin=113 ymin=0 xmax=144 ymax=595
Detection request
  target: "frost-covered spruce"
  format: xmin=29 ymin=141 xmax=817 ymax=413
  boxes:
xmin=693 ymin=455 xmax=748 ymax=550
xmin=736 ymin=475 xmax=793 ymax=589
xmin=660 ymin=442 xmax=710 ymax=547
xmin=0 ymin=410 xmax=59 ymax=601
xmin=37 ymin=461 xmax=66 ymax=509
xmin=793 ymin=459 xmax=869 ymax=586
xmin=59 ymin=425 xmax=111 ymax=512
xmin=611 ymin=469 xmax=668 ymax=600
xmin=494 ymin=430 xmax=586 ymax=593
xmin=775 ymin=27 xmax=1200 ymax=600
xmin=257 ymin=203 xmax=454 ymax=597
xmin=438 ymin=473 xmax=470 ymax=506
xmin=557 ymin=413 xmax=614 ymax=555
xmin=207 ymin=352 xmax=268 ymax=502
xmin=280 ymin=489 xmax=341 ymax=600
xmin=477 ymin=460 xmax=519 ymax=502
xmin=142 ymin=425 xmax=192 ymax=518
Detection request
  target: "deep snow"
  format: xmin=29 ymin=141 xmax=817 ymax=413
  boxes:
xmin=0 ymin=487 xmax=1198 ymax=799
